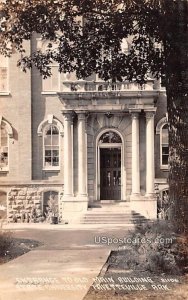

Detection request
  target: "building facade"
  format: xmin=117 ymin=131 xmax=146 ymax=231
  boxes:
xmin=0 ymin=38 xmax=169 ymax=223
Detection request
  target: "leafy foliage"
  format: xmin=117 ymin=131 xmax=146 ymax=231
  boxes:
xmin=110 ymin=221 xmax=188 ymax=275
xmin=0 ymin=230 xmax=13 ymax=257
xmin=0 ymin=1 xmax=188 ymax=233
xmin=0 ymin=0 xmax=175 ymax=82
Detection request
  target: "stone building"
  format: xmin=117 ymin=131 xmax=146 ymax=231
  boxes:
xmin=0 ymin=38 xmax=169 ymax=223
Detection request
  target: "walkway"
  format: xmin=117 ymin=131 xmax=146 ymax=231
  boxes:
xmin=0 ymin=225 xmax=132 ymax=300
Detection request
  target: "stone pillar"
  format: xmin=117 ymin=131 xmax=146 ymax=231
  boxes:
xmin=62 ymin=111 xmax=74 ymax=197
xmin=145 ymin=110 xmax=156 ymax=196
xmin=77 ymin=112 xmax=87 ymax=197
xmin=130 ymin=111 xmax=141 ymax=196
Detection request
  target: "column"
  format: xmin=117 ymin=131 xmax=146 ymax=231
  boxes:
xmin=63 ymin=111 xmax=74 ymax=197
xmin=77 ymin=112 xmax=87 ymax=197
xmin=130 ymin=111 xmax=140 ymax=196
xmin=146 ymin=111 xmax=156 ymax=195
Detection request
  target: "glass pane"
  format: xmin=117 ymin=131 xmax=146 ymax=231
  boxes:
xmin=162 ymin=126 xmax=168 ymax=144
xmin=51 ymin=67 xmax=59 ymax=90
xmin=99 ymin=131 xmax=122 ymax=143
xmin=162 ymin=155 xmax=169 ymax=165
xmin=0 ymin=149 xmax=8 ymax=167
xmin=51 ymin=125 xmax=59 ymax=134
xmin=162 ymin=146 xmax=169 ymax=155
xmin=0 ymin=67 xmax=8 ymax=91
xmin=45 ymin=125 xmax=52 ymax=135
xmin=52 ymin=157 xmax=59 ymax=166
xmin=45 ymin=157 xmax=52 ymax=166
xmin=45 ymin=150 xmax=51 ymax=157
xmin=52 ymin=134 xmax=59 ymax=145
xmin=43 ymin=77 xmax=51 ymax=91
xmin=44 ymin=135 xmax=51 ymax=145
xmin=52 ymin=150 xmax=59 ymax=156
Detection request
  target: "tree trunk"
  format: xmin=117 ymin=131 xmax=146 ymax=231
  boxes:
xmin=165 ymin=0 xmax=188 ymax=233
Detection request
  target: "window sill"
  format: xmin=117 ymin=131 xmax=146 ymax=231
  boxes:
xmin=0 ymin=169 xmax=9 ymax=173
xmin=43 ymin=168 xmax=60 ymax=172
xmin=41 ymin=91 xmax=59 ymax=95
xmin=160 ymin=166 xmax=169 ymax=171
xmin=0 ymin=92 xmax=11 ymax=96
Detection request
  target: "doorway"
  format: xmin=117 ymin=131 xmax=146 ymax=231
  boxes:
xmin=100 ymin=147 xmax=121 ymax=200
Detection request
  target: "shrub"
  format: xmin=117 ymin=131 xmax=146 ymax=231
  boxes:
xmin=124 ymin=221 xmax=188 ymax=275
xmin=0 ymin=230 xmax=13 ymax=257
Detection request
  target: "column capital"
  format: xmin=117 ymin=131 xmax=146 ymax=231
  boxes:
xmin=145 ymin=109 xmax=156 ymax=119
xmin=76 ymin=111 xmax=88 ymax=120
xmin=62 ymin=110 xmax=75 ymax=122
xmin=129 ymin=109 xmax=141 ymax=120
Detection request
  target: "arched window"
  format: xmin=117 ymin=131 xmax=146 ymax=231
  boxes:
xmin=0 ymin=55 xmax=8 ymax=93
xmin=161 ymin=123 xmax=169 ymax=167
xmin=43 ymin=124 xmax=60 ymax=169
xmin=99 ymin=131 xmax=122 ymax=144
xmin=0 ymin=122 xmax=9 ymax=170
xmin=156 ymin=117 xmax=169 ymax=169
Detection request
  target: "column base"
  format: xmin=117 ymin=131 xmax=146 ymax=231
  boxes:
xmin=77 ymin=194 xmax=88 ymax=200
xmin=130 ymin=193 xmax=141 ymax=201
xmin=145 ymin=193 xmax=156 ymax=199
xmin=60 ymin=194 xmax=88 ymax=224
xmin=130 ymin=197 xmax=157 ymax=219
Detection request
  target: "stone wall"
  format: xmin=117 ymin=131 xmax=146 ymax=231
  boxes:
xmin=7 ymin=187 xmax=42 ymax=223
xmin=7 ymin=185 xmax=64 ymax=223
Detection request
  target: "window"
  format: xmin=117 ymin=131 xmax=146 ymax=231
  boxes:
xmin=43 ymin=124 xmax=60 ymax=169
xmin=42 ymin=65 xmax=60 ymax=92
xmin=161 ymin=123 xmax=169 ymax=167
xmin=0 ymin=55 xmax=8 ymax=92
xmin=0 ymin=122 xmax=8 ymax=170
xmin=99 ymin=131 xmax=122 ymax=144
xmin=156 ymin=117 xmax=169 ymax=169
xmin=40 ymin=41 xmax=60 ymax=92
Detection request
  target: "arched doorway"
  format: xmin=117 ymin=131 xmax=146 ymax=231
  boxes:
xmin=97 ymin=130 xmax=124 ymax=200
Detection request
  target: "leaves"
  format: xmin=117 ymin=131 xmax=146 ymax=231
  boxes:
xmin=0 ymin=0 xmax=175 ymax=83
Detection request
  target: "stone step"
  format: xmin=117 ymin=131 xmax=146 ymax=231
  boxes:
xmin=79 ymin=220 xmax=147 ymax=224
xmin=78 ymin=204 xmax=148 ymax=225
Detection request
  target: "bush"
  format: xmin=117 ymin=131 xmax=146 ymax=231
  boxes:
xmin=124 ymin=221 xmax=188 ymax=275
xmin=0 ymin=230 xmax=13 ymax=257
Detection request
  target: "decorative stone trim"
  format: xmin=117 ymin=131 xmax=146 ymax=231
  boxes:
xmin=156 ymin=117 xmax=168 ymax=134
xmin=37 ymin=115 xmax=64 ymax=136
xmin=0 ymin=116 xmax=13 ymax=138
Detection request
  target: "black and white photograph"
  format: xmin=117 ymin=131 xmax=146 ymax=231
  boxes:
xmin=0 ymin=1 xmax=187 ymax=299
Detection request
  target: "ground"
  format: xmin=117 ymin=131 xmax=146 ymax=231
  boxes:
xmin=0 ymin=224 xmax=187 ymax=300
xmin=0 ymin=235 xmax=41 ymax=264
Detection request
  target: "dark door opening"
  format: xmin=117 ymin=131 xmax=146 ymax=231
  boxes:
xmin=100 ymin=148 xmax=121 ymax=200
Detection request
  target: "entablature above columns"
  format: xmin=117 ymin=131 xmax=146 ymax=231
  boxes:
xmin=58 ymin=90 xmax=159 ymax=113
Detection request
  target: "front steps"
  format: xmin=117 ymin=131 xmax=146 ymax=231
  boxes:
xmin=79 ymin=203 xmax=148 ymax=225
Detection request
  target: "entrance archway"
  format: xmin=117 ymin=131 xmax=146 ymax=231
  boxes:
xmin=96 ymin=130 xmax=124 ymax=201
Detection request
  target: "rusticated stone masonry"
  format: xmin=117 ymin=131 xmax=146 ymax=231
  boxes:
xmin=7 ymin=187 xmax=42 ymax=223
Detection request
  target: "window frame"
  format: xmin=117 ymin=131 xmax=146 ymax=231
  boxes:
xmin=43 ymin=124 xmax=60 ymax=171
xmin=0 ymin=55 xmax=9 ymax=95
xmin=160 ymin=123 xmax=169 ymax=170
xmin=42 ymin=64 xmax=60 ymax=93
xmin=0 ymin=121 xmax=9 ymax=172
